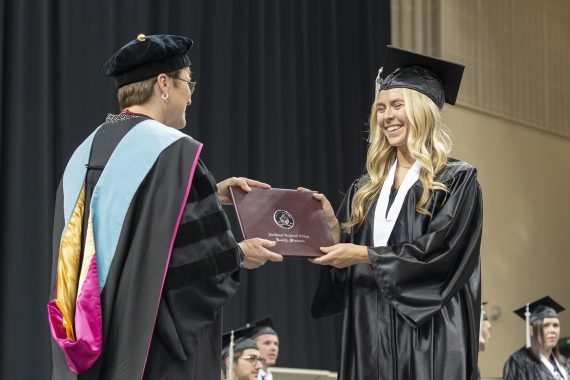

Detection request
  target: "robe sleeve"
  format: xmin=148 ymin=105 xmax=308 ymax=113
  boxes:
xmin=311 ymin=180 xmax=359 ymax=319
xmin=502 ymin=354 xmax=522 ymax=380
xmin=154 ymin=160 xmax=242 ymax=360
xmin=369 ymin=166 xmax=482 ymax=327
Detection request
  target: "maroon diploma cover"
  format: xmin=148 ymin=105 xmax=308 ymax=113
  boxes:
xmin=229 ymin=187 xmax=333 ymax=258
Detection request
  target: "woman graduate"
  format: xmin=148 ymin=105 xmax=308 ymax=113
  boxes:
xmin=310 ymin=46 xmax=483 ymax=380
xmin=504 ymin=296 xmax=570 ymax=380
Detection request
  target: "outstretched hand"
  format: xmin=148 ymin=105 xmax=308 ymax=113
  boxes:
xmin=310 ymin=243 xmax=369 ymax=268
xmin=297 ymin=187 xmax=340 ymax=244
xmin=239 ymin=238 xmax=283 ymax=269
xmin=217 ymin=177 xmax=271 ymax=205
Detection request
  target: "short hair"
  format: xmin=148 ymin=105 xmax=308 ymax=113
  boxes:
xmin=117 ymin=68 xmax=188 ymax=110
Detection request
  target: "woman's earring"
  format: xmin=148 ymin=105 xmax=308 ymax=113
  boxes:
xmin=161 ymin=93 xmax=169 ymax=101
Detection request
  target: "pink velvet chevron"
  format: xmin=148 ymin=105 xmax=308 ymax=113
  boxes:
xmin=47 ymin=256 xmax=102 ymax=375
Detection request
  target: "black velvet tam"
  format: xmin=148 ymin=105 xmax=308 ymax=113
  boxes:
xmin=379 ymin=45 xmax=464 ymax=108
xmin=101 ymin=34 xmax=193 ymax=88
xmin=513 ymin=295 xmax=565 ymax=323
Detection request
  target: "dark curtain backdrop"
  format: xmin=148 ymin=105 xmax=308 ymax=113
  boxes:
xmin=0 ymin=0 xmax=390 ymax=378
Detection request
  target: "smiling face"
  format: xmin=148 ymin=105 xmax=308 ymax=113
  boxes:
xmin=376 ymin=88 xmax=410 ymax=148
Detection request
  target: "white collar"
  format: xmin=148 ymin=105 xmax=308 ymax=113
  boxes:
xmin=373 ymin=159 xmax=421 ymax=246
xmin=258 ymin=368 xmax=272 ymax=380
xmin=540 ymin=353 xmax=568 ymax=380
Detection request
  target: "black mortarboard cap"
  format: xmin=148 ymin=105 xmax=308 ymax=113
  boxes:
xmin=513 ymin=296 xmax=565 ymax=323
xmin=221 ymin=337 xmax=258 ymax=361
xmin=101 ymin=34 xmax=193 ymax=88
xmin=378 ymin=45 xmax=465 ymax=108
xmin=221 ymin=316 xmax=276 ymax=360
xmin=222 ymin=316 xmax=276 ymax=346
xmin=246 ymin=316 xmax=277 ymax=339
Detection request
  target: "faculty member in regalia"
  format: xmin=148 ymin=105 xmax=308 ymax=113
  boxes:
xmin=310 ymin=46 xmax=483 ymax=380
xmin=47 ymin=34 xmax=282 ymax=380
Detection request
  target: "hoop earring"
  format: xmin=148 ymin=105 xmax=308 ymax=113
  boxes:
xmin=161 ymin=93 xmax=169 ymax=101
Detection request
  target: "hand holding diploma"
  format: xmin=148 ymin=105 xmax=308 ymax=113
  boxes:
xmin=297 ymin=187 xmax=340 ymax=244
xmin=231 ymin=187 xmax=333 ymax=257
xmin=217 ymin=177 xmax=271 ymax=205
xmin=297 ymin=188 xmax=370 ymax=268
xmin=239 ymin=238 xmax=283 ymax=269
xmin=311 ymin=243 xmax=369 ymax=268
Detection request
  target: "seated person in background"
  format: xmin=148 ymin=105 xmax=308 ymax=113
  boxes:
xmin=246 ymin=317 xmax=280 ymax=380
xmin=503 ymin=296 xmax=570 ymax=380
xmin=479 ymin=304 xmax=492 ymax=352
xmin=222 ymin=317 xmax=279 ymax=380
xmin=477 ymin=303 xmax=492 ymax=379
xmin=222 ymin=338 xmax=264 ymax=380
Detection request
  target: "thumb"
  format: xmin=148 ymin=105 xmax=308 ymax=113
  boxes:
xmin=266 ymin=252 xmax=284 ymax=262
xmin=320 ymin=245 xmax=335 ymax=254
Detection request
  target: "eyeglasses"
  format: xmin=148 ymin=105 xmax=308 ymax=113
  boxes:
xmin=169 ymin=76 xmax=197 ymax=94
xmin=239 ymin=355 xmax=266 ymax=365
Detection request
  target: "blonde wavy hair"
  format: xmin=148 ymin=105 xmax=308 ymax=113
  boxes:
xmin=343 ymin=88 xmax=452 ymax=230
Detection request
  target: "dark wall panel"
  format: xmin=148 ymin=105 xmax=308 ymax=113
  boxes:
xmin=0 ymin=0 xmax=390 ymax=377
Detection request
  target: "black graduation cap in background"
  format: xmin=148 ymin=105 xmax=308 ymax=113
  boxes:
xmin=246 ymin=316 xmax=277 ymax=339
xmin=513 ymin=296 xmax=565 ymax=323
xmin=222 ymin=316 xmax=276 ymax=345
xmin=221 ymin=316 xmax=276 ymax=379
xmin=376 ymin=45 xmax=465 ymax=108
xmin=221 ymin=338 xmax=258 ymax=361
xmin=221 ymin=316 xmax=276 ymax=360
xmin=101 ymin=33 xmax=193 ymax=88
xmin=512 ymin=295 xmax=564 ymax=348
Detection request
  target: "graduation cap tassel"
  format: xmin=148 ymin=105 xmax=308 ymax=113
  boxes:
xmin=228 ymin=330 xmax=235 ymax=380
xmin=375 ymin=67 xmax=384 ymax=94
xmin=525 ymin=303 xmax=531 ymax=349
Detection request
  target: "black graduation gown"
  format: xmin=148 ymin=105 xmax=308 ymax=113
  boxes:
xmin=312 ymin=159 xmax=483 ymax=380
xmin=503 ymin=347 xmax=570 ymax=380
xmin=50 ymin=115 xmax=241 ymax=379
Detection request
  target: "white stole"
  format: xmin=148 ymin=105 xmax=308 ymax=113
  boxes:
xmin=373 ymin=160 xmax=421 ymax=246
xmin=540 ymin=354 xmax=569 ymax=380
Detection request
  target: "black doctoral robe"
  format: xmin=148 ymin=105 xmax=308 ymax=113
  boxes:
xmin=312 ymin=159 xmax=483 ymax=380
xmin=503 ymin=347 xmax=570 ymax=380
xmin=50 ymin=115 xmax=241 ymax=379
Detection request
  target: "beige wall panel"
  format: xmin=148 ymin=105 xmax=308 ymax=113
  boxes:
xmin=442 ymin=0 xmax=570 ymax=138
xmin=445 ymin=104 xmax=570 ymax=378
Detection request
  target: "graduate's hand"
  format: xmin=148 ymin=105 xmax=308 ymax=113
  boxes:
xmin=309 ymin=243 xmax=369 ymax=268
xmin=297 ymin=187 xmax=340 ymax=244
xmin=239 ymin=238 xmax=283 ymax=269
xmin=217 ymin=177 xmax=271 ymax=205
